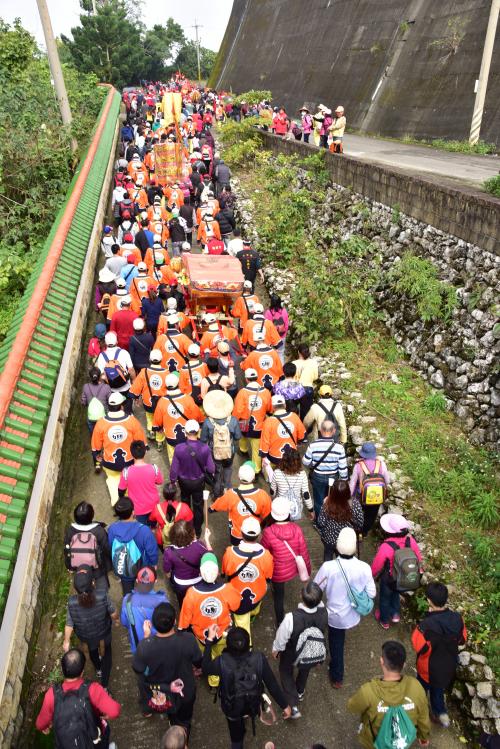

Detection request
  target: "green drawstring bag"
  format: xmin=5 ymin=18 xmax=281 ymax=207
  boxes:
xmin=374 ymin=705 xmax=417 ymax=749
xmin=87 ymin=397 xmax=105 ymax=422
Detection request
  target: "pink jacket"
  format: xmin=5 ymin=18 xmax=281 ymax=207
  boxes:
xmin=261 ymin=521 xmax=311 ymax=582
xmin=371 ymin=535 xmax=423 ymax=578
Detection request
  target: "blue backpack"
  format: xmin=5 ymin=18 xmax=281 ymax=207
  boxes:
xmin=112 ymin=536 xmax=142 ymax=579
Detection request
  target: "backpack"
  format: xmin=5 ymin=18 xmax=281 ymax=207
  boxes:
xmin=374 ymin=704 xmax=417 ymax=749
xmin=359 ymin=459 xmax=386 ymax=506
xmin=317 ymin=401 xmax=340 ymax=443
xmin=99 ymin=292 xmax=111 ymax=315
xmin=68 ymin=532 xmax=100 ymax=570
xmin=281 ymin=475 xmax=301 ymax=521
xmin=52 ymin=682 xmax=100 ymax=749
xmin=111 ymin=535 xmax=142 ymax=579
xmin=207 ymin=374 xmax=225 ymax=393
xmin=210 ymin=417 xmax=232 ymax=461
xmin=292 ymin=613 xmax=327 ymax=667
xmin=102 ymin=350 xmax=129 ymax=389
xmin=156 ymin=502 xmax=181 ymax=547
xmin=219 ymin=652 xmax=263 ymax=721
xmin=270 ymin=313 xmax=286 ymax=337
xmin=387 ymin=538 xmax=421 ymax=592
xmin=87 ymin=396 xmax=105 ymax=422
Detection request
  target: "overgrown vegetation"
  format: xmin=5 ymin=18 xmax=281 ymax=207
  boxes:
xmin=225 ymin=122 xmax=499 ymax=676
xmin=483 ymin=174 xmax=500 ymax=198
xmin=231 ymin=90 xmax=272 ymax=106
xmin=0 ymin=20 xmax=105 ymax=341
xmin=400 ymin=133 xmax=497 ymax=155
xmin=389 ymin=252 xmax=457 ymax=322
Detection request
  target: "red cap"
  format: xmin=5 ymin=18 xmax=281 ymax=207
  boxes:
xmin=127 ymin=255 xmax=137 ymax=265
xmin=147 ymin=284 xmax=156 ymax=291
xmin=135 ymin=566 xmax=157 ymax=591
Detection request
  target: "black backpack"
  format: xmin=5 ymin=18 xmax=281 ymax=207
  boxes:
xmin=219 ymin=652 xmax=263 ymax=725
xmin=53 ymin=681 xmax=100 ymax=748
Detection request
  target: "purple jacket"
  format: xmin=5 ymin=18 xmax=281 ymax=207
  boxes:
xmin=169 ymin=439 xmax=215 ymax=483
xmin=301 ymin=114 xmax=313 ymax=134
xmin=321 ymin=116 xmax=332 ymax=136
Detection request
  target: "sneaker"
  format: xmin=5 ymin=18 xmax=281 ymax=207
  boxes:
xmin=329 ymin=679 xmax=343 ymax=689
xmin=391 ymin=614 xmax=401 ymax=623
xmin=95 ymin=669 xmax=102 ymax=679
xmin=94 ymin=464 xmax=102 ymax=474
xmin=297 ymin=691 xmax=305 ymax=701
xmin=379 ymin=621 xmax=390 ymax=630
xmin=147 ymin=431 xmax=155 ymax=440
xmin=291 ymin=706 xmax=301 ymax=719
xmin=374 ymin=609 xmax=381 ymax=621
xmin=438 ymin=713 xmax=450 ymax=728
xmin=156 ymin=442 xmax=163 ymax=452
xmin=109 ymin=743 xmax=117 ymax=749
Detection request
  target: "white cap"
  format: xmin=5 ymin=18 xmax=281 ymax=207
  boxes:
xmin=238 ymin=464 xmax=255 ymax=483
xmin=185 ymin=419 xmax=199 ymax=434
xmin=241 ymin=516 xmax=261 ymax=538
xmin=181 ymin=242 xmax=191 ymax=251
xmin=153 ymin=233 xmax=161 ymax=242
xmin=115 ymin=278 xmax=126 ymax=288
xmin=108 ymin=392 xmax=126 ymax=406
xmin=243 ymin=280 xmax=253 ymax=289
xmin=204 ymin=313 xmax=217 ymax=324
xmin=253 ymin=303 xmax=264 ymax=314
xmin=244 ymin=368 xmax=258 ymax=380
xmin=138 ymin=262 xmax=147 ymax=272
xmin=271 ymin=496 xmax=290 ymax=522
xmin=336 ymin=527 xmax=357 ymax=556
xmin=133 ymin=318 xmax=145 ymax=330
xmin=188 ymin=343 xmax=201 ymax=356
xmin=272 ymin=394 xmax=286 ymax=408
xmin=167 ymin=314 xmax=179 ymax=325
xmin=166 ymin=373 xmax=179 ymax=388
xmin=121 ymin=294 xmax=131 ymax=305
xmin=149 ymin=348 xmax=162 ymax=363
xmin=105 ymin=331 xmax=117 ymax=346
xmin=166 ymin=298 xmax=177 ymax=309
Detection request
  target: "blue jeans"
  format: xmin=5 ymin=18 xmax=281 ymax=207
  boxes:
xmin=379 ymin=576 xmax=400 ymax=624
xmin=311 ymin=473 xmax=331 ymax=517
xmin=327 ymin=625 xmax=346 ymax=683
xmin=418 ymin=676 xmax=446 ymax=716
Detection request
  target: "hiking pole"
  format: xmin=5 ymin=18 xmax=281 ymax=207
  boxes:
xmin=203 ymin=489 xmax=210 ymax=531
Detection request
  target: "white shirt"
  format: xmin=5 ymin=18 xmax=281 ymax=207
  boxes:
xmin=227 ymin=237 xmax=244 ymax=257
xmin=112 ymin=186 xmax=127 ymax=207
xmin=96 ymin=347 xmax=134 ymax=393
xmin=314 ymin=557 xmax=376 ymax=629
xmin=101 ymin=236 xmax=116 ymax=258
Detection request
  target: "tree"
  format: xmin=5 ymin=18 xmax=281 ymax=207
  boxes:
xmin=143 ymin=19 xmax=186 ymax=81
xmin=62 ymin=0 xmax=144 ymax=88
xmin=174 ymin=41 xmax=217 ymax=80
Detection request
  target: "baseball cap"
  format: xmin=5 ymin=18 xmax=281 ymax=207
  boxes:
xmin=166 ymin=373 xmax=179 ymax=388
xmin=238 ymin=464 xmax=255 ymax=483
xmin=135 ymin=566 xmax=157 ymax=592
xmin=253 ymin=303 xmax=264 ymax=314
xmin=133 ymin=318 xmax=145 ymax=331
xmin=108 ymin=392 xmax=126 ymax=406
xmin=272 ymin=394 xmax=286 ymax=408
xmin=204 ymin=313 xmax=217 ymax=324
xmin=319 ymin=385 xmax=333 ymax=397
xmin=243 ymin=280 xmax=253 ymax=289
xmin=185 ymin=419 xmax=200 ymax=434
xmin=188 ymin=343 xmax=200 ymax=356
xmin=138 ymin=262 xmax=147 ymax=272
xmin=149 ymin=348 xmax=162 ymax=363
xmin=244 ymin=368 xmax=258 ymax=380
xmin=241 ymin=516 xmax=261 ymax=538
xmin=104 ymin=331 xmax=117 ymax=346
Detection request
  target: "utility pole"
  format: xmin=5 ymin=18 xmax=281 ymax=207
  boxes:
xmin=36 ymin=0 xmax=77 ymax=153
xmin=191 ymin=20 xmax=203 ymax=82
xmin=92 ymin=0 xmax=97 ymax=15
xmin=469 ymin=0 xmax=500 ymax=144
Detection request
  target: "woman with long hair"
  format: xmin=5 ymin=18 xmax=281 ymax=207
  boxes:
xmin=63 ymin=565 xmax=118 ymax=687
xmin=149 ymin=482 xmax=194 ymax=548
xmin=141 ymin=286 xmax=163 ymax=338
xmin=264 ymin=294 xmax=289 ymax=363
xmin=270 ymin=448 xmax=312 ymax=522
xmin=316 ymin=480 xmax=364 ymax=562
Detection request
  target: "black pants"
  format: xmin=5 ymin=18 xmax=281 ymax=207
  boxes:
xmin=171 ymin=695 xmax=196 ymax=735
xmin=299 ymin=387 xmax=314 ymax=421
xmin=227 ymin=716 xmax=247 ymax=749
xmin=178 ymin=477 xmax=205 ymax=536
xmin=87 ymin=637 xmax=112 ymax=688
xmin=279 ymin=652 xmax=312 ymax=707
xmin=303 ymin=133 xmax=310 ymax=143
xmin=272 ymin=580 xmax=286 ymax=625
xmin=362 ymin=504 xmax=380 ymax=536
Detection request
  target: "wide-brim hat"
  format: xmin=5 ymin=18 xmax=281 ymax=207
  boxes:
xmin=299 ymin=105 xmax=310 ymax=112
xmin=380 ymin=513 xmax=409 ymax=535
xmin=203 ymin=390 xmax=234 ymax=419
xmin=358 ymin=442 xmax=377 ymax=459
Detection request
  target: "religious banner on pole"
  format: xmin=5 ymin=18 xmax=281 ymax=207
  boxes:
xmin=154 ymin=143 xmax=190 ymax=185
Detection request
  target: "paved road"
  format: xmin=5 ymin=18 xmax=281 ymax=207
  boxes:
xmin=343 ymin=133 xmax=499 ymax=188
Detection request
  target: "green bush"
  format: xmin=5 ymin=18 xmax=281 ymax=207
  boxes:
xmin=430 ymin=138 xmax=496 ymax=155
xmin=389 ymin=252 xmax=457 ymax=322
xmin=483 ymin=174 xmax=500 ymax=198
xmin=231 ymin=90 xmax=272 ymax=106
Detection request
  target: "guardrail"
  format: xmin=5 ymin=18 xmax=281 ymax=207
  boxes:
xmin=0 ymin=84 xmax=121 ymax=620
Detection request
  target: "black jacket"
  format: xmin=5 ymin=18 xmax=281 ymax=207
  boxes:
xmin=214 ymin=209 xmax=235 ymax=236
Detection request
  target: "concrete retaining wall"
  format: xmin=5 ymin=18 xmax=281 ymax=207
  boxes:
xmin=260 ymin=131 xmax=500 ymax=254
xmin=0 ymin=120 xmax=118 ymax=748
xmin=213 ymin=0 xmax=500 ymax=144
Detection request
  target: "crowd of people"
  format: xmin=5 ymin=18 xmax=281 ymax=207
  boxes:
xmin=35 ymin=76 xmax=469 ymax=749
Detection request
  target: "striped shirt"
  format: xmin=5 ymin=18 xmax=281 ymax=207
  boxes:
xmin=270 ymin=469 xmax=312 ymax=514
xmin=302 ymin=438 xmax=348 ymax=478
